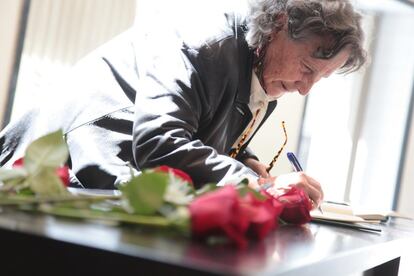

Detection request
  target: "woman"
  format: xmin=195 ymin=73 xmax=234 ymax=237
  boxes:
xmin=0 ymin=0 xmax=366 ymax=209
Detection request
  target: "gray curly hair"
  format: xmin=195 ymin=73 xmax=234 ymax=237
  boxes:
xmin=246 ymin=0 xmax=366 ymax=73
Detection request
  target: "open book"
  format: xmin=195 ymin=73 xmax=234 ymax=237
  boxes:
xmin=309 ymin=201 xmax=411 ymax=232
xmin=311 ymin=201 xmax=388 ymax=223
xmin=311 ymin=201 xmax=412 ymax=221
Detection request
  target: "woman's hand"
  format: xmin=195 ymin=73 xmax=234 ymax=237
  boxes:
xmin=262 ymin=172 xmax=324 ymax=210
xmin=243 ymin=158 xmax=324 ymax=209
xmin=243 ymin=158 xmax=270 ymax=178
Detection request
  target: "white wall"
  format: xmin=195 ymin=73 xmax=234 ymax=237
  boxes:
xmin=398 ymin=99 xmax=414 ymax=215
xmin=394 ymin=0 xmax=414 ymax=219
xmin=250 ymin=94 xmax=306 ymax=176
xmin=0 ymin=0 xmax=23 ymax=125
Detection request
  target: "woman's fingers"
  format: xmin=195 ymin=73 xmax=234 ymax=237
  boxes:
xmin=274 ymin=172 xmax=324 ymax=209
xmin=247 ymin=166 xmax=324 ymax=210
xmin=306 ymin=175 xmax=324 ymax=203
xmin=244 ymin=158 xmax=270 ymax=178
xmin=294 ymin=180 xmax=323 ymax=208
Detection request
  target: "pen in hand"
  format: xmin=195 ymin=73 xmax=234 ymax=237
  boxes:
xmin=287 ymin=152 xmax=323 ymax=214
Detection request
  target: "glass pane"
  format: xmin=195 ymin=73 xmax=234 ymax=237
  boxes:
xmin=350 ymin=11 xmax=414 ymax=209
xmin=11 ymin=0 xmax=136 ymax=120
xmin=299 ymin=72 xmax=363 ymax=202
xmin=299 ymin=1 xmax=414 ymax=210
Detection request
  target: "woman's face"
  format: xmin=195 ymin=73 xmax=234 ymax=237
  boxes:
xmin=261 ymin=26 xmax=351 ymax=98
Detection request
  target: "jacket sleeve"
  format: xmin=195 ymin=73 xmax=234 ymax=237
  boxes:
xmin=237 ymin=147 xmax=259 ymax=163
xmin=132 ymin=48 xmax=258 ymax=188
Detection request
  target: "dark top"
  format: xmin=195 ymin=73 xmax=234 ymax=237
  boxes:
xmin=0 ymin=11 xmax=277 ymax=189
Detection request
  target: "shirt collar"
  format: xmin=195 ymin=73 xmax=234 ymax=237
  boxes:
xmin=250 ymin=71 xmax=279 ymax=105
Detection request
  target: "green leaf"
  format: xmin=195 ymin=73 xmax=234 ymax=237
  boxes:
xmin=15 ymin=185 xmax=33 ymax=194
xmin=0 ymin=178 xmax=29 ymax=193
xmin=29 ymin=168 xmax=69 ymax=196
xmin=120 ymin=172 xmax=169 ymax=215
xmin=195 ymin=183 xmax=218 ymax=196
xmin=0 ymin=194 xmax=117 ymax=206
xmin=39 ymin=205 xmax=174 ymax=228
xmin=164 ymin=178 xmax=194 ymax=205
xmin=237 ymin=184 xmax=267 ymax=201
xmin=159 ymin=204 xmax=190 ymax=232
xmin=0 ymin=167 xmax=28 ymax=182
xmin=239 ymin=178 xmax=249 ymax=185
xmin=24 ymin=130 xmax=68 ymax=174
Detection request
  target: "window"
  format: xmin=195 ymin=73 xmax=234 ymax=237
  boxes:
xmin=10 ymin=0 xmax=136 ymax=121
xmin=299 ymin=0 xmax=414 ymax=210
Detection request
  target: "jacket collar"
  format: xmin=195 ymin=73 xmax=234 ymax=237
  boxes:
xmin=233 ymin=15 xmax=254 ymax=105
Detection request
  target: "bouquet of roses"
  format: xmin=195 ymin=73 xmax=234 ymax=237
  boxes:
xmin=0 ymin=130 xmax=312 ymax=248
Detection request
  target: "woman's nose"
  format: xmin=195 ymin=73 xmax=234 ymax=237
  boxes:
xmin=295 ymin=74 xmax=318 ymax=95
xmin=295 ymin=80 xmax=313 ymax=95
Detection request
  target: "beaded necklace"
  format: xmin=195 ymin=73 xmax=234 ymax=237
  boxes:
xmin=229 ymin=109 xmax=261 ymax=159
xmin=267 ymin=121 xmax=287 ymax=172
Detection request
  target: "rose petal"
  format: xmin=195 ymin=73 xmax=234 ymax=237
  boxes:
xmin=189 ymin=186 xmax=249 ymax=248
xmin=242 ymin=193 xmax=283 ymax=239
xmin=12 ymin=158 xmax=24 ymax=168
xmin=276 ymin=187 xmax=312 ymax=225
xmin=56 ymin=166 xmax=70 ymax=187
xmin=155 ymin=165 xmax=193 ymax=185
xmin=12 ymin=157 xmax=70 ymax=187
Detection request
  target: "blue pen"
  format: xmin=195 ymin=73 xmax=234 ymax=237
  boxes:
xmin=287 ymin=152 xmax=323 ymax=214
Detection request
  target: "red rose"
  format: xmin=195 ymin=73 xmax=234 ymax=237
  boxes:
xmin=190 ymin=186 xmax=249 ymax=248
xmin=12 ymin=158 xmax=24 ymax=167
xmin=55 ymin=166 xmax=69 ymax=187
xmin=13 ymin=158 xmax=70 ymax=187
xmin=155 ymin=165 xmax=193 ymax=185
xmin=242 ymin=192 xmax=284 ymax=239
xmin=275 ymin=186 xmax=312 ymax=225
xmin=189 ymin=185 xmax=282 ymax=248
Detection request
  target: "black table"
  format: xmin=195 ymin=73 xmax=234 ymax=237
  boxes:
xmin=0 ymin=206 xmax=413 ymax=275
